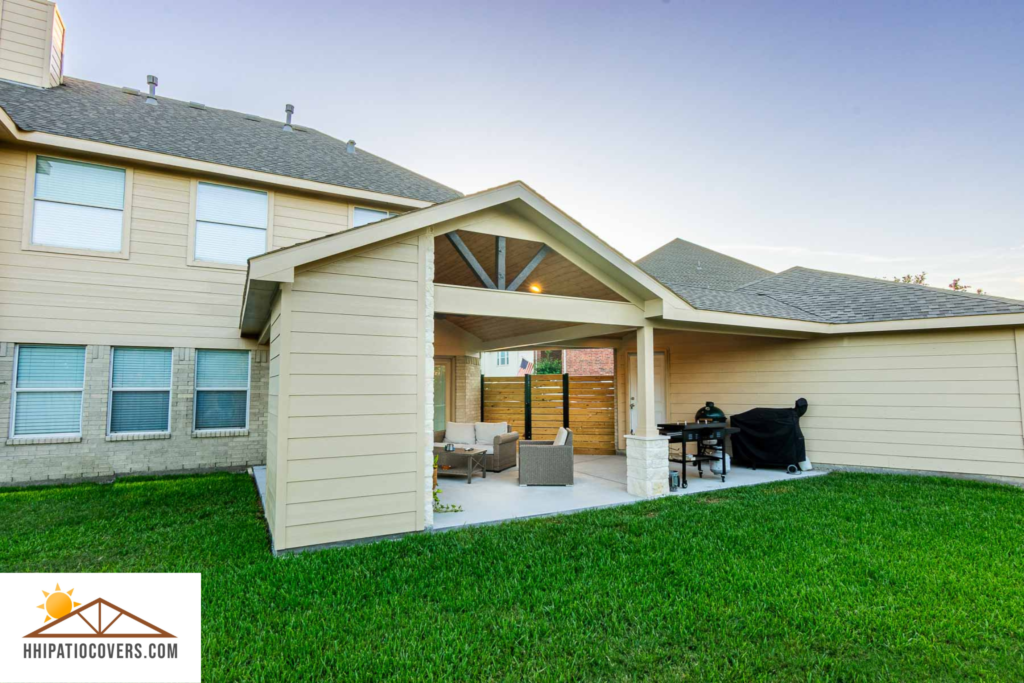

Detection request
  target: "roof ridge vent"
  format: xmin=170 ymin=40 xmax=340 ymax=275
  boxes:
xmin=121 ymin=87 xmax=140 ymax=96
xmin=283 ymin=104 xmax=294 ymax=131
xmin=189 ymin=101 xmax=205 ymax=110
xmin=145 ymin=75 xmax=158 ymax=105
xmin=346 ymin=140 xmax=356 ymax=154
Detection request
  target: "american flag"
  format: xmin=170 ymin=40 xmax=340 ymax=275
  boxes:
xmin=516 ymin=358 xmax=534 ymax=376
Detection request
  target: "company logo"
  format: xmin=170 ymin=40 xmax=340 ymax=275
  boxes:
xmin=1 ymin=573 xmax=200 ymax=683
xmin=25 ymin=583 xmax=174 ymax=639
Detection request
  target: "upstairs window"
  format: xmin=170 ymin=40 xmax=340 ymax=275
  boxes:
xmin=108 ymin=347 xmax=173 ymax=434
xmin=194 ymin=350 xmax=250 ymax=431
xmin=194 ymin=182 xmax=268 ymax=265
xmin=353 ymin=207 xmax=397 ymax=228
xmin=31 ymin=156 xmax=126 ymax=253
xmin=11 ymin=345 xmax=86 ymax=438
xmin=496 ymin=351 xmax=509 ymax=366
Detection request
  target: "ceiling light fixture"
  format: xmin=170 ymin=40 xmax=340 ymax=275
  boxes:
xmin=529 ymin=284 xmax=542 ymax=293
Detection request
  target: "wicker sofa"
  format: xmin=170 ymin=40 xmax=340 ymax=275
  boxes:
xmin=518 ymin=428 xmax=574 ymax=486
xmin=434 ymin=422 xmax=519 ymax=473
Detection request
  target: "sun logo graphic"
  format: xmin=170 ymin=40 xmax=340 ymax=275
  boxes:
xmin=25 ymin=584 xmax=174 ymax=638
xmin=37 ymin=583 xmax=81 ymax=623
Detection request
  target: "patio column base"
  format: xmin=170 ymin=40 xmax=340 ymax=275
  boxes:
xmin=625 ymin=434 xmax=670 ymax=498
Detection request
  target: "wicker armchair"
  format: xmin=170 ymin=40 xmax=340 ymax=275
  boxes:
xmin=490 ymin=431 xmax=520 ymax=472
xmin=518 ymin=429 xmax=574 ymax=486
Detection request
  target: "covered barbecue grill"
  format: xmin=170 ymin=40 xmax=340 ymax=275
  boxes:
xmin=729 ymin=398 xmax=812 ymax=471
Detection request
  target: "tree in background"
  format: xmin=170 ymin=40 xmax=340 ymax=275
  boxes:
xmin=886 ymin=271 xmax=985 ymax=294
xmin=533 ymin=350 xmax=562 ymax=375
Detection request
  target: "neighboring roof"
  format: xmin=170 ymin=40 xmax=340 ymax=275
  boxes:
xmin=637 ymin=241 xmax=1024 ymax=324
xmin=0 ymin=77 xmax=462 ymax=204
xmin=739 ymin=267 xmax=1024 ymax=324
xmin=636 ymin=238 xmax=772 ymax=291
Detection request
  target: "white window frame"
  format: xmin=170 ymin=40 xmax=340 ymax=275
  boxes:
xmin=22 ymin=152 xmax=134 ymax=260
xmin=9 ymin=344 xmax=86 ymax=439
xmin=192 ymin=350 xmax=251 ymax=433
xmin=496 ymin=351 xmax=509 ymax=366
xmin=187 ymin=180 xmax=274 ymax=271
xmin=351 ymin=205 xmax=399 ymax=228
xmin=106 ymin=347 xmax=174 ymax=436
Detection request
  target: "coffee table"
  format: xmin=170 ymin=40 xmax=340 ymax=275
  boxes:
xmin=434 ymin=446 xmax=487 ymax=484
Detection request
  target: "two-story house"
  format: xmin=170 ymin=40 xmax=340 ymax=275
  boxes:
xmin=4 ymin=0 xmax=1024 ymax=552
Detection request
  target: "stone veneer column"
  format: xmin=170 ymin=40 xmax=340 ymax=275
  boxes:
xmin=625 ymin=434 xmax=670 ymax=497
xmin=422 ymin=231 xmax=435 ymax=530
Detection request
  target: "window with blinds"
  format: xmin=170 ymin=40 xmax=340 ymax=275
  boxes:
xmin=32 ymin=156 xmax=126 ymax=252
xmin=353 ymin=207 xmax=397 ymax=227
xmin=108 ymin=348 xmax=173 ymax=434
xmin=194 ymin=182 xmax=268 ymax=265
xmin=11 ymin=345 xmax=86 ymax=437
xmin=194 ymin=350 xmax=250 ymax=431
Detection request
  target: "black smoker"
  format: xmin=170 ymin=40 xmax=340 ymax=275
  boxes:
xmin=729 ymin=398 xmax=811 ymax=471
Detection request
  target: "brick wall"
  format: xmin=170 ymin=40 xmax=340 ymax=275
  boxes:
xmin=453 ymin=355 xmax=481 ymax=423
xmin=0 ymin=343 xmax=268 ymax=485
xmin=563 ymin=348 xmax=615 ymax=376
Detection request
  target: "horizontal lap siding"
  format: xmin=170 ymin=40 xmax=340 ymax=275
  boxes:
xmin=282 ymin=239 xmax=422 ymax=547
xmin=272 ymin=192 xmax=350 ymax=249
xmin=0 ymin=148 xmax=256 ymax=348
xmin=662 ymin=328 xmax=1024 ymax=478
xmin=266 ymin=294 xmax=282 ymax=538
xmin=0 ymin=0 xmax=49 ymax=87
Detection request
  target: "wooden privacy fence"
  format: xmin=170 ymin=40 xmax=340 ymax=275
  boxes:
xmin=481 ymin=374 xmax=616 ymax=455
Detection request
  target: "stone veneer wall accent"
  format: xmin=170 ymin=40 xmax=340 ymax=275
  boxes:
xmin=453 ymin=355 xmax=481 ymax=424
xmin=625 ymin=434 xmax=669 ymax=497
xmin=0 ymin=342 xmax=268 ymax=484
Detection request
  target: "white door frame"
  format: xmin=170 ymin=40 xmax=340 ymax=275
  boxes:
xmin=628 ymin=351 xmax=666 ymax=434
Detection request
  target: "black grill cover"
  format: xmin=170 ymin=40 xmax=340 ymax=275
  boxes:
xmin=729 ymin=399 xmax=808 ymax=468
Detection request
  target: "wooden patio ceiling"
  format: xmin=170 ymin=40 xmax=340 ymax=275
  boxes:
xmin=434 ymin=231 xmax=628 ymax=302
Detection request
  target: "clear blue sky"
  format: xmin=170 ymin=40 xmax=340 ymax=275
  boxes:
xmin=60 ymin=0 xmax=1024 ymax=297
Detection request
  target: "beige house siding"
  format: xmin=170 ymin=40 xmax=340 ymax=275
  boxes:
xmin=265 ymin=293 xmax=283 ymax=539
xmin=0 ymin=0 xmax=60 ymax=89
xmin=273 ymin=235 xmax=427 ymax=550
xmin=0 ymin=144 xmax=367 ymax=350
xmin=272 ymin=193 xmax=350 ymax=249
xmin=635 ymin=327 xmax=1024 ymax=478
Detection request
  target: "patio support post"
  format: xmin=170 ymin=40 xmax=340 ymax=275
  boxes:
xmin=625 ymin=323 xmax=669 ymax=497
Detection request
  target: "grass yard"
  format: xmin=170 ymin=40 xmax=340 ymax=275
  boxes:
xmin=2 ymin=471 xmax=1023 ymax=682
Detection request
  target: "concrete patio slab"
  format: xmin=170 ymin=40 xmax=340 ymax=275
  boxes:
xmin=250 ymin=457 xmax=825 ymax=535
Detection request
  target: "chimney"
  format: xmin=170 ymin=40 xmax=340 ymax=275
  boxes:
xmin=283 ymin=104 xmax=294 ymax=131
xmin=145 ymin=75 xmax=158 ymax=105
xmin=346 ymin=140 xmax=356 ymax=154
xmin=0 ymin=0 xmax=65 ymax=88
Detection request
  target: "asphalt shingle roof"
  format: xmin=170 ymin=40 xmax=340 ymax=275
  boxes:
xmin=636 ymin=238 xmax=772 ymax=291
xmin=0 ymin=77 xmax=462 ymax=204
xmin=637 ymin=239 xmax=1024 ymax=324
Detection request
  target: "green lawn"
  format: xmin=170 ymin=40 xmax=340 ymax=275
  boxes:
xmin=2 ymin=472 xmax=1023 ymax=682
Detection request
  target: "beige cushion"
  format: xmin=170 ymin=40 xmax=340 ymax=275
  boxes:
xmin=475 ymin=422 xmax=507 ymax=445
xmin=444 ymin=421 xmax=475 ymax=444
xmin=554 ymin=427 xmax=569 ymax=446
